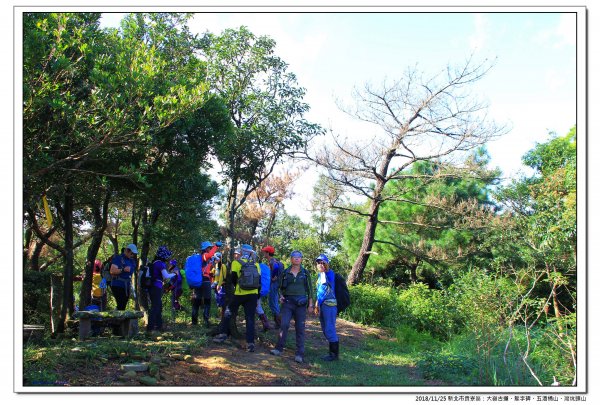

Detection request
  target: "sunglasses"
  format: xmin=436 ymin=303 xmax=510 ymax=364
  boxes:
xmin=316 ymin=260 xmax=325 ymax=264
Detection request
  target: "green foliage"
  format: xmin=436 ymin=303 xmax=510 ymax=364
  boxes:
xmin=418 ymin=350 xmax=478 ymax=385
xmin=344 ymin=283 xmax=460 ymax=340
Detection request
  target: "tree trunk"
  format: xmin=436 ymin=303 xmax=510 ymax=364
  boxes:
xmin=347 ymin=184 xmax=384 ymax=285
xmin=50 ymin=274 xmax=63 ymax=336
xmin=226 ymin=177 xmax=239 ymax=264
xmin=58 ymin=188 xmax=74 ymax=334
xmin=23 ymin=227 xmax=32 ymax=270
xmin=78 ymin=190 xmax=111 ymax=309
xmin=132 ymin=205 xmax=141 ymax=310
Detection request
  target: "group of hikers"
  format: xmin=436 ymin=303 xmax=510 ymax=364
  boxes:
xmin=87 ymin=241 xmax=344 ymax=363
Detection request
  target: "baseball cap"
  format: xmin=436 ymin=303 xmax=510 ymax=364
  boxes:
xmin=290 ymin=250 xmax=303 ymax=258
xmin=126 ymin=243 xmax=138 ymax=254
xmin=315 ymin=254 xmax=329 ymax=264
xmin=261 ymin=246 xmax=275 ymax=255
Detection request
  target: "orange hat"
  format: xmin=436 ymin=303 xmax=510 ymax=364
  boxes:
xmin=261 ymin=245 xmax=275 ymax=255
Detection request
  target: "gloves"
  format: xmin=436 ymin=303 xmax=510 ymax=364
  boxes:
xmin=215 ymin=241 xmax=223 ymax=248
xmin=99 ymin=278 xmax=107 ymax=289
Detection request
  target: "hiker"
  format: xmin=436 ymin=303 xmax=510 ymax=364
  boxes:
xmin=314 ymin=254 xmax=339 ymax=361
xmin=109 ymin=244 xmax=138 ymax=310
xmin=147 ymin=245 xmax=176 ymax=333
xmin=169 ymin=259 xmax=184 ymax=311
xmin=261 ymin=245 xmax=283 ymax=327
xmin=91 ymin=259 xmax=107 ymax=311
xmin=213 ymin=244 xmax=261 ymax=353
xmin=256 ymin=260 xmax=271 ymax=331
xmin=188 ymin=241 xmax=222 ymax=327
xmin=212 ymin=252 xmax=230 ymax=318
xmin=270 ymin=250 xmax=313 ymax=363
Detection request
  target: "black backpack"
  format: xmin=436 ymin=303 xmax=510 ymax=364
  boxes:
xmin=334 ymin=273 xmax=351 ymax=313
xmin=139 ymin=261 xmax=157 ymax=291
xmin=237 ymin=259 xmax=261 ymax=290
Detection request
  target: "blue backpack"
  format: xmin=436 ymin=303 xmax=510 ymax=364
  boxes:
xmin=259 ymin=263 xmax=270 ymax=297
xmin=185 ymin=254 xmax=203 ymax=288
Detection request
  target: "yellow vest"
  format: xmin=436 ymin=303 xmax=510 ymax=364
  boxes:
xmin=231 ymin=259 xmax=261 ymax=296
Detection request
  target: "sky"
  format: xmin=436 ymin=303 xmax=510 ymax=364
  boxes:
xmin=101 ymin=10 xmax=578 ymax=223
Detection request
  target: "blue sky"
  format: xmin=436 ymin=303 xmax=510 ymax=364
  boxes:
xmin=102 ymin=10 xmax=578 ymax=221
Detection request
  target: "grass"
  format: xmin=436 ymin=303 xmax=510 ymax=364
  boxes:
xmin=305 ymin=326 xmax=442 ymax=387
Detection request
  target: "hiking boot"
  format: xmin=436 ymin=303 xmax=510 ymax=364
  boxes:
xmin=270 ymin=349 xmax=282 ymax=356
xmin=247 ymin=343 xmax=255 ymax=353
xmin=294 ymin=355 xmax=304 ymax=363
xmin=321 ymin=342 xmax=339 ymax=361
xmin=212 ymin=333 xmax=227 ymax=343
xmin=259 ymin=313 xmax=271 ymax=331
xmin=273 ymin=314 xmax=281 ymax=328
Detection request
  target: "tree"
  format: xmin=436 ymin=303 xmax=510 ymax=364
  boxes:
xmin=201 ymin=26 xmax=321 ymax=261
xmin=341 ymin=150 xmax=501 ymax=287
xmin=23 ymin=12 xmax=217 ymax=332
xmin=313 ymin=57 xmax=507 ymax=285
xmin=490 ymin=127 xmax=577 ymax=386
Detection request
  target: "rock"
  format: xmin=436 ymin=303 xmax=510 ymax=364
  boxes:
xmin=170 ymin=353 xmax=185 ymax=361
xmin=150 ymin=356 xmax=162 ymax=364
xmin=189 ymin=364 xmax=202 ymax=373
xmin=184 ymin=355 xmax=194 ymax=363
xmin=121 ymin=362 xmax=149 ymax=372
xmin=139 ymin=376 xmax=157 ymax=386
xmin=131 ymin=353 xmax=145 ymax=360
xmin=123 ymin=371 xmax=137 ymax=379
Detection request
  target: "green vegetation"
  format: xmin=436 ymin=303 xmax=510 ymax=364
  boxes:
xmin=21 ymin=12 xmax=576 ymax=389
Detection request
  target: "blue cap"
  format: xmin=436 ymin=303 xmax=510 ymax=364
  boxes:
xmin=241 ymin=244 xmax=254 ymax=252
xmin=290 ymin=250 xmax=303 ymax=258
xmin=200 ymin=241 xmax=213 ymax=251
xmin=315 ymin=254 xmax=329 ymax=264
xmin=169 ymin=259 xmax=177 ymax=266
xmin=215 ymin=252 xmax=222 ymax=259
xmin=126 ymin=243 xmax=138 ymax=254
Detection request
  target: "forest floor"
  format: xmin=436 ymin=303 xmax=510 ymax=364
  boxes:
xmin=24 ymin=313 xmax=449 ymax=389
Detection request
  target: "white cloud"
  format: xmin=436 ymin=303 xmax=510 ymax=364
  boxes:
xmin=469 ymin=14 xmax=490 ymax=51
xmin=555 ymin=13 xmax=576 ymax=48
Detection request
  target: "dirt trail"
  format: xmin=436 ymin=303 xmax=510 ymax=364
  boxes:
xmin=158 ymin=317 xmax=386 ymax=386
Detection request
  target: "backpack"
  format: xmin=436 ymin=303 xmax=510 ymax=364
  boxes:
xmin=185 ymin=254 xmax=203 ymax=288
xmin=237 ymin=259 xmax=261 ymax=290
xmin=139 ymin=262 xmax=154 ymax=291
xmin=259 ymin=263 xmax=271 ymax=297
xmin=333 ymin=272 xmax=351 ymax=313
xmin=101 ymin=254 xmax=117 ymax=283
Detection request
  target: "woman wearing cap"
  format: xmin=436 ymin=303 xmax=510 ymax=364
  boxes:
xmin=314 ymin=254 xmax=339 ymax=361
xmin=109 ymin=243 xmax=138 ymax=310
xmin=270 ymin=250 xmax=313 ymax=363
xmin=147 ymin=245 xmax=176 ymax=333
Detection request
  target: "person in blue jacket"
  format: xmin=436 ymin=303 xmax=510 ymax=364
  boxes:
xmin=147 ymin=245 xmax=176 ymax=333
xmin=313 ymin=254 xmax=339 ymax=361
xmin=109 ymin=243 xmax=138 ymax=310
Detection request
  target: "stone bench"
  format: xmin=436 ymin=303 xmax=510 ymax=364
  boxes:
xmin=72 ymin=310 xmax=144 ymax=340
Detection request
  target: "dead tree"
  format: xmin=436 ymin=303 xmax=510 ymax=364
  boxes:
xmin=312 ymin=57 xmax=508 ymax=285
